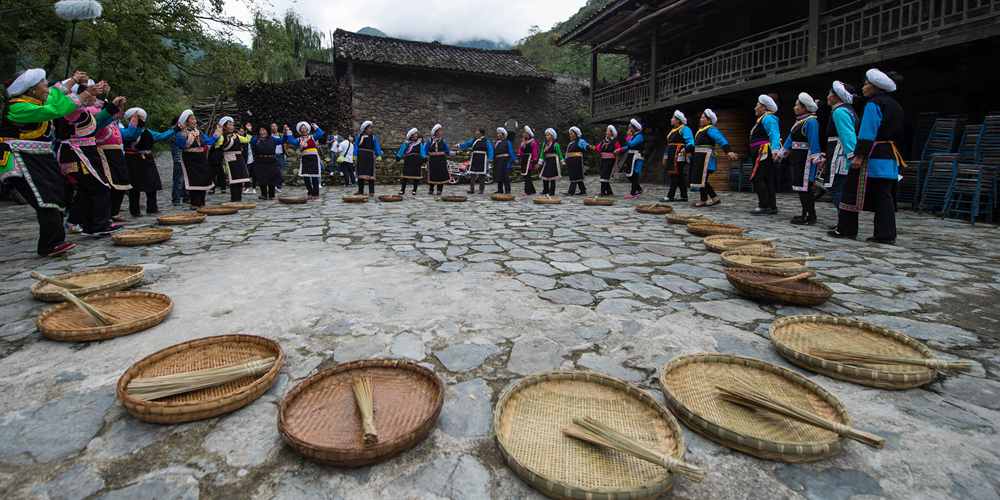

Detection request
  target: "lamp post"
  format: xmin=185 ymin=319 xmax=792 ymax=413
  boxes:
xmin=54 ymin=0 xmax=103 ymax=78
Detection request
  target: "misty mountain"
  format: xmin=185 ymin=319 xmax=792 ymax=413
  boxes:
xmin=355 ymin=26 xmax=511 ymax=50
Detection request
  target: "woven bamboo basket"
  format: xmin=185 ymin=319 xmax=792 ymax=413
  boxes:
xmin=197 ymin=205 xmax=239 ymax=216
xmin=31 ymin=266 xmax=144 ymax=302
xmin=117 ymin=334 xmax=284 ymax=424
xmin=687 ymin=223 xmax=745 ymax=237
xmin=157 ymin=212 xmax=206 ymax=225
xmin=342 ymin=195 xmax=368 ymax=203
xmin=583 ymin=197 xmax=615 ymax=206
xmin=635 ymin=204 xmax=673 ymax=215
xmin=279 ymin=358 xmax=444 ymax=467
xmin=222 ymin=201 xmax=256 ymax=210
xmin=378 ymin=194 xmax=403 ymax=202
xmin=703 ymin=235 xmax=775 ymax=253
xmin=770 ymin=315 xmax=945 ymax=389
xmin=278 ymin=195 xmax=308 ymax=205
xmin=725 ymin=268 xmax=833 ymax=306
xmin=112 ymin=228 xmax=174 ymax=246
xmin=533 ymin=196 xmax=562 ymax=205
xmin=440 ymin=195 xmax=468 ymax=202
xmin=37 ymin=291 xmax=172 ymax=342
xmin=666 ymin=213 xmax=711 ymax=225
xmin=494 ymin=370 xmax=686 ymax=500
xmin=721 ymin=249 xmax=809 ymax=275
xmin=492 ymin=193 xmax=515 ymax=201
xmin=659 ymin=353 xmax=852 ymax=462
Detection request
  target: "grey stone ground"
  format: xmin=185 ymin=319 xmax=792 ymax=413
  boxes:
xmin=1 ymin=163 xmax=999 ymax=499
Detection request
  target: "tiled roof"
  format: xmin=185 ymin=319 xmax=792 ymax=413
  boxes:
xmin=332 ymin=29 xmax=552 ymax=81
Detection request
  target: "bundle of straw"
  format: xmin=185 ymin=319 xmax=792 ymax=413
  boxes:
xmin=749 ymin=256 xmax=823 ymax=263
xmin=31 ymin=271 xmax=83 ymax=289
xmin=728 ymin=238 xmax=775 ymax=248
xmin=58 ymin=289 xmax=119 ymax=326
xmin=562 ymin=416 xmax=705 ymax=482
xmin=810 ymin=348 xmax=973 ymax=372
xmin=716 ymin=382 xmax=884 ymax=449
xmin=352 ymin=376 xmax=378 ymax=445
xmin=127 ymin=357 xmax=276 ymax=401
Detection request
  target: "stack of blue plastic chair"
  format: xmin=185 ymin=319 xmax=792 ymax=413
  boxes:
xmin=919 ymin=154 xmax=958 ymax=214
xmin=942 ymin=116 xmax=1000 ymax=223
xmin=728 ymin=160 xmax=754 ymax=192
xmin=908 ymin=118 xmax=958 ymax=209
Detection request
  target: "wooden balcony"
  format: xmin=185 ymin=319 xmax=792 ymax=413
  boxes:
xmin=591 ymin=0 xmax=1000 ymax=121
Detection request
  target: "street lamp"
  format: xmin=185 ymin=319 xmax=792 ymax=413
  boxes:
xmin=54 ymin=0 xmax=103 ymax=78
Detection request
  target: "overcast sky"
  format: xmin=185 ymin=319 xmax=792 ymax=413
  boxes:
xmin=224 ymin=0 xmax=589 ymax=45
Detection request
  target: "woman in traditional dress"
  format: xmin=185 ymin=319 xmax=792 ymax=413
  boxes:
xmin=661 ymin=110 xmax=694 ymax=203
xmin=250 ymin=125 xmax=288 ymax=200
xmin=592 ymin=125 xmax=621 ymax=197
xmin=538 ymin=128 xmax=564 ymax=197
xmin=518 ymin=126 xmax=540 ymax=195
xmin=352 ymin=120 xmax=381 ymax=197
xmin=174 ymin=109 xmax=218 ymax=208
xmin=780 ymin=92 xmax=822 ymax=225
xmin=493 ymin=127 xmax=515 ymax=194
xmin=456 ymin=128 xmax=494 ymax=194
xmin=616 ymin=118 xmax=645 ymax=199
xmin=396 ymin=127 xmax=426 ymax=195
xmin=1 ymin=68 xmax=79 ymax=256
xmin=822 ymin=81 xmax=858 ymax=229
xmin=212 ymin=116 xmax=252 ymax=202
xmin=426 ymin=123 xmax=450 ymax=196
xmin=120 ymin=107 xmax=176 ymax=215
xmin=564 ymin=126 xmax=589 ymax=196
xmin=690 ymin=109 xmax=738 ymax=208
xmin=749 ymin=94 xmax=782 ymax=215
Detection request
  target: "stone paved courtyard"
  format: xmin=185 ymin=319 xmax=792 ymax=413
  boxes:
xmin=1 ymin=170 xmax=999 ymax=499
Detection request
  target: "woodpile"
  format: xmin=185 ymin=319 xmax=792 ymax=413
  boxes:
xmin=235 ymin=78 xmax=352 ymax=135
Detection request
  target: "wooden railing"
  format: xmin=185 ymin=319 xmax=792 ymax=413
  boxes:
xmin=591 ymin=0 xmax=1000 ymax=119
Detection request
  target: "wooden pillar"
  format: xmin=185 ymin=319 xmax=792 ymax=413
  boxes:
xmin=649 ymin=31 xmax=658 ymax=103
xmin=808 ymin=0 xmax=821 ymax=67
xmin=590 ymin=50 xmax=598 ymax=117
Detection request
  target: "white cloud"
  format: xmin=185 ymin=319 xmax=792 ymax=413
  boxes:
xmin=225 ymin=0 xmax=587 ymax=45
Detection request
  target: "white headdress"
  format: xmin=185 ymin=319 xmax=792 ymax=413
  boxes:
xmin=177 ymin=109 xmax=194 ymax=128
xmin=569 ymin=126 xmax=582 ymax=138
xmin=832 ymin=80 xmax=853 ymax=104
xmin=672 ymin=110 xmax=687 ymax=124
xmin=523 ymin=125 xmax=534 ymax=137
xmin=406 ymin=127 xmax=419 ymax=140
xmin=865 ymin=68 xmax=896 ymax=92
xmin=6 ymin=68 xmax=46 ymax=97
xmin=218 ymin=116 xmax=234 ymax=127
xmin=296 ymin=121 xmax=311 ymax=134
xmin=360 ymin=120 xmax=373 ymax=133
xmin=758 ymin=94 xmax=778 ymax=112
xmin=124 ymin=107 xmax=147 ymax=122
xmin=70 ymin=79 xmax=95 ymax=95
xmin=496 ymin=127 xmax=508 ymax=138
xmin=703 ymin=109 xmax=718 ymax=125
xmin=431 ymin=123 xmax=442 ymax=136
xmin=607 ymin=125 xmax=618 ymax=138
xmin=629 ymin=118 xmax=642 ymax=130
xmin=797 ymin=92 xmax=818 ymax=113
xmin=545 ymin=128 xmax=557 ymax=140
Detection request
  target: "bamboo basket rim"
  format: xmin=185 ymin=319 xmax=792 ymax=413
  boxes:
xmin=491 ymin=193 xmax=516 ymax=201
xmin=36 ymin=291 xmax=173 ymax=342
xmin=687 ymin=223 xmax=746 ymax=237
xmin=157 ymin=212 xmax=206 ymax=225
xmin=770 ymin=315 xmax=938 ymax=389
xmin=112 ymin=227 xmax=174 ymax=246
xmin=666 ymin=213 xmax=712 ymax=225
xmin=197 ymin=205 xmax=239 ymax=215
xmin=704 ymin=235 xmax=775 ymax=253
xmin=440 ymin=195 xmax=468 ymax=202
xmin=278 ymin=358 xmax=444 ymax=466
xmin=721 ymin=249 xmax=808 ymax=275
xmin=343 ymin=195 xmax=369 ymax=203
xmin=494 ymin=370 xmax=684 ymax=499
xmin=378 ymin=194 xmax=403 ymax=202
xmin=116 ymin=334 xmax=284 ymax=424
xmin=635 ymin=204 xmax=673 ymax=214
xmin=278 ymin=195 xmax=308 ymax=204
xmin=583 ymin=197 xmax=615 ymax=206
xmin=31 ymin=265 xmax=145 ymax=302
xmin=725 ymin=268 xmax=833 ymax=304
xmin=658 ymin=353 xmax=851 ymax=462
xmin=533 ymin=196 xmax=562 ymax=204
xmin=221 ymin=201 xmax=257 ymax=209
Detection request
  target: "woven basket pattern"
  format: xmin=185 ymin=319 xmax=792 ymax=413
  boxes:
xmin=636 ymin=204 xmax=672 ymax=215
xmin=494 ymin=371 xmax=681 ymax=500
xmin=659 ymin=354 xmax=849 ymax=462
xmin=687 ymin=223 xmax=745 ymax=237
xmin=703 ymin=235 xmax=774 ymax=253
xmin=725 ymin=268 xmax=832 ymax=306
xmin=721 ymin=250 xmax=807 ymax=275
xmin=37 ymin=291 xmax=172 ymax=342
xmin=378 ymin=195 xmax=403 ymax=202
xmin=157 ymin=212 xmax=206 ymax=225
xmin=112 ymin=228 xmax=173 ymax=246
xmin=343 ymin=195 xmax=368 ymax=203
xmin=583 ymin=197 xmax=614 ymax=206
xmin=197 ymin=206 xmax=239 ymax=215
xmin=279 ymin=359 xmax=443 ymax=467
xmin=770 ymin=315 xmax=937 ymax=389
xmin=533 ymin=197 xmax=562 ymax=205
xmin=278 ymin=195 xmax=308 ymax=204
xmin=117 ymin=334 xmax=283 ymax=424
xmin=492 ymin=193 xmax=515 ymax=201
xmin=666 ymin=213 xmax=711 ymax=225
xmin=31 ymin=266 xmax=144 ymax=302
xmin=222 ymin=202 xmax=256 ymax=209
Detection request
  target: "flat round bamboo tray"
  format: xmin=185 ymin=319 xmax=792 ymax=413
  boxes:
xmin=112 ymin=228 xmax=173 ymax=246
xmin=343 ymin=194 xmax=369 ymax=203
xmin=687 ymin=223 xmax=745 ymax=237
xmin=279 ymin=358 xmax=444 ymax=467
xmin=117 ymin=334 xmax=284 ymax=424
xmin=635 ymin=204 xmax=673 ymax=215
xmin=157 ymin=212 xmax=206 ymax=225
xmin=222 ymin=201 xmax=256 ymax=210
xmin=278 ymin=195 xmax=308 ymax=205
xmin=725 ymin=268 xmax=833 ymax=306
xmin=770 ymin=315 xmax=939 ymax=389
xmin=492 ymin=193 xmax=515 ymax=201
xmin=31 ymin=266 xmax=145 ymax=302
xmin=666 ymin=213 xmax=711 ymax=225
xmin=378 ymin=194 xmax=403 ymax=202
xmin=721 ymin=249 xmax=808 ymax=275
xmin=703 ymin=235 xmax=775 ymax=253
xmin=494 ymin=370 xmax=685 ymax=500
xmin=440 ymin=195 xmax=467 ymax=202
xmin=197 ymin=205 xmax=239 ymax=216
xmin=659 ymin=353 xmax=851 ymax=462
xmin=583 ymin=197 xmax=614 ymax=206
xmin=533 ymin=196 xmax=562 ymax=205
xmin=37 ymin=291 xmax=172 ymax=342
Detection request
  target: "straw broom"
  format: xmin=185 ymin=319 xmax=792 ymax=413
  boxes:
xmin=352 ymin=376 xmax=379 ymax=445
xmin=727 ymin=238 xmax=775 ymax=248
xmin=31 ymin=271 xmax=83 ymax=289
xmin=562 ymin=416 xmax=706 ymax=482
xmin=127 ymin=357 xmax=276 ymax=401
xmin=57 ymin=289 xmax=119 ymax=326
xmin=810 ymin=348 xmax=974 ymax=372
xmin=716 ymin=382 xmax=884 ymax=449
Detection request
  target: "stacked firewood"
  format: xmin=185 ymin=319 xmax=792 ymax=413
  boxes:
xmin=235 ymin=78 xmax=351 ymax=134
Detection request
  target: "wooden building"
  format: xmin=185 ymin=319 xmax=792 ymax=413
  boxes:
xmin=558 ymin=0 xmax=1000 ymax=188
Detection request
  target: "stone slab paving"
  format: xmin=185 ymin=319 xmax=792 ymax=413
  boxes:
xmin=1 ymin=170 xmax=1000 ymax=499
